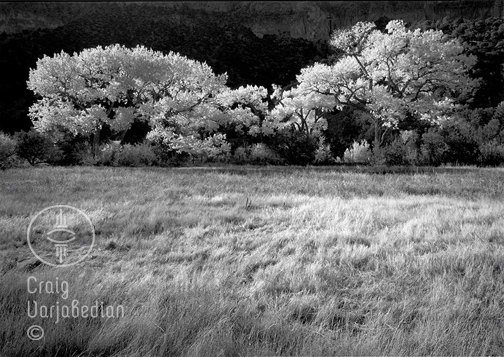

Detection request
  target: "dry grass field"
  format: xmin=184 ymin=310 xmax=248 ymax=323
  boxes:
xmin=1 ymin=166 xmax=504 ymax=356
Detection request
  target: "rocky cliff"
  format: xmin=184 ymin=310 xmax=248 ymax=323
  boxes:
xmin=1 ymin=1 xmax=503 ymax=41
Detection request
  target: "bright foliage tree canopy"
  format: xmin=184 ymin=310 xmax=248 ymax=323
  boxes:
xmin=27 ymin=44 xmax=228 ymax=153
xmin=25 ymin=21 xmax=484 ymax=162
xmin=294 ymin=20 xmax=479 ymax=146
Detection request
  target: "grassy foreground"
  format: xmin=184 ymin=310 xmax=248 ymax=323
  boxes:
xmin=1 ymin=166 xmax=504 ymax=356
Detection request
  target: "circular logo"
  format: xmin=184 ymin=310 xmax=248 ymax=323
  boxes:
xmin=27 ymin=205 xmax=95 ymax=267
xmin=27 ymin=325 xmax=44 ymax=341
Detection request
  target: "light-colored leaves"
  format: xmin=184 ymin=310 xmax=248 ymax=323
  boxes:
xmin=27 ymin=44 xmax=229 ymax=149
xmin=270 ymin=84 xmax=336 ymax=138
xmin=299 ymin=20 xmax=479 ymax=137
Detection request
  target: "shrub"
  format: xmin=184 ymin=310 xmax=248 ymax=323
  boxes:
xmin=479 ymin=140 xmax=504 ymax=166
xmin=151 ymin=133 xmax=232 ymax=165
xmin=379 ymin=137 xmax=410 ymax=166
xmin=97 ymin=142 xmax=121 ymax=166
xmin=343 ymin=140 xmax=372 ymax=163
xmin=14 ymin=129 xmax=61 ymax=166
xmin=402 ymin=130 xmax=422 ymax=165
xmin=95 ymin=142 xmax=158 ymax=167
xmin=249 ymin=143 xmax=282 ymax=164
xmin=151 ymin=142 xmax=192 ymax=167
xmin=231 ymin=144 xmax=282 ymax=165
xmin=232 ymin=146 xmax=249 ymax=164
xmin=419 ymin=129 xmax=448 ymax=166
xmin=54 ymin=135 xmax=93 ymax=166
xmin=117 ymin=142 xmax=157 ymax=167
xmin=313 ymin=138 xmax=335 ymax=165
xmin=0 ymin=132 xmax=18 ymax=170
xmin=440 ymin=122 xmax=480 ymax=165
xmin=267 ymin=130 xmax=318 ymax=165
xmin=201 ymin=134 xmax=232 ymax=163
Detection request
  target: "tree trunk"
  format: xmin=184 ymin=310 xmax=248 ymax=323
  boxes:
xmin=118 ymin=129 xmax=128 ymax=145
xmin=373 ymin=118 xmax=381 ymax=151
xmin=92 ymin=127 xmax=101 ymax=160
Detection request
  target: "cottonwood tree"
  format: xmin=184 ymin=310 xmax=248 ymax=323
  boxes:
xmin=216 ymin=84 xmax=335 ymax=143
xmin=27 ymin=44 xmax=228 ymax=157
xmin=216 ymin=84 xmax=281 ymax=140
xmin=270 ymin=84 xmax=336 ymax=139
xmin=296 ymin=20 xmax=479 ymax=148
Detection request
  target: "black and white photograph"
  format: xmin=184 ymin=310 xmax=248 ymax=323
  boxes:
xmin=1 ymin=1 xmax=504 ymax=356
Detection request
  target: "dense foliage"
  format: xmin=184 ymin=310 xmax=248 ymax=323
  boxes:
xmin=4 ymin=7 xmax=504 ymax=167
xmin=0 ymin=4 xmax=325 ymax=134
xmin=296 ymin=20 xmax=478 ymax=149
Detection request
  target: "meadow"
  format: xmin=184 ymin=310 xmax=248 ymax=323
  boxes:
xmin=1 ymin=165 xmax=504 ymax=356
